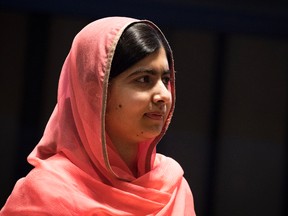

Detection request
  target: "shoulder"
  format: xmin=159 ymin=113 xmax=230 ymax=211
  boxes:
xmin=155 ymin=153 xmax=183 ymax=172
xmin=154 ymin=154 xmax=196 ymax=215
xmin=1 ymin=157 xmax=83 ymax=216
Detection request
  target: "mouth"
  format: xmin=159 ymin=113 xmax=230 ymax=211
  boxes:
xmin=144 ymin=112 xmax=165 ymax=121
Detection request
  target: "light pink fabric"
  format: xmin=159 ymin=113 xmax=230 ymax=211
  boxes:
xmin=1 ymin=17 xmax=196 ymax=215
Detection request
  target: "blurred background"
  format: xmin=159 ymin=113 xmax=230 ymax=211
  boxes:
xmin=0 ymin=0 xmax=287 ymax=215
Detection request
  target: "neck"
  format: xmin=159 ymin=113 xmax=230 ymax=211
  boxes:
xmin=111 ymin=139 xmax=139 ymax=176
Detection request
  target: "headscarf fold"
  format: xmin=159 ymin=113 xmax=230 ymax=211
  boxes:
xmin=1 ymin=17 xmax=196 ymax=215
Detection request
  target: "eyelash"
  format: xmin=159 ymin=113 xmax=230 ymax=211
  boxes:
xmin=162 ymin=76 xmax=171 ymax=85
xmin=136 ymin=75 xmax=171 ymax=86
xmin=137 ymin=76 xmax=150 ymax=83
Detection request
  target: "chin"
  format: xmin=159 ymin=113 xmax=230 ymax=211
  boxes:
xmin=142 ymin=128 xmax=163 ymax=139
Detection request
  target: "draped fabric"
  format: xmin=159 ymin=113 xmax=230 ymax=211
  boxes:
xmin=1 ymin=17 xmax=196 ymax=215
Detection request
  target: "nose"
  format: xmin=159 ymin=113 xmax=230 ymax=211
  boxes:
xmin=152 ymin=80 xmax=172 ymax=105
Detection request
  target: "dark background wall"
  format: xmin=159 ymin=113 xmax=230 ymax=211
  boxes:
xmin=0 ymin=1 xmax=287 ymax=215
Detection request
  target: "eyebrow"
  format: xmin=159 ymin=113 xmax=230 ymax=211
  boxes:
xmin=129 ymin=68 xmax=172 ymax=77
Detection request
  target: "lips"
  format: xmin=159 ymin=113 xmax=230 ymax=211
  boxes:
xmin=145 ymin=112 xmax=165 ymax=120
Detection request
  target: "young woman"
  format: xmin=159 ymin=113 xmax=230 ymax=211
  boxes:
xmin=1 ymin=17 xmax=196 ymax=215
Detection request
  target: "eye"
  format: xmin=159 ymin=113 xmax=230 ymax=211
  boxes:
xmin=136 ymin=75 xmax=150 ymax=83
xmin=162 ymin=75 xmax=171 ymax=86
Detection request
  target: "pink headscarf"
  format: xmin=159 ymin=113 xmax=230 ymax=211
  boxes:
xmin=1 ymin=17 xmax=196 ymax=215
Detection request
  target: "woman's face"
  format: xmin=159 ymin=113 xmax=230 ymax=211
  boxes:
xmin=106 ymin=47 xmax=172 ymax=145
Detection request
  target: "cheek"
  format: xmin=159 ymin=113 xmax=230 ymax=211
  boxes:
xmin=107 ymin=89 xmax=149 ymax=117
xmin=106 ymin=86 xmax=124 ymax=112
xmin=122 ymin=92 xmax=147 ymax=108
xmin=169 ymin=94 xmax=173 ymax=108
xmin=106 ymin=95 xmax=130 ymax=115
xmin=107 ymin=102 xmax=123 ymax=115
xmin=165 ymin=94 xmax=173 ymax=115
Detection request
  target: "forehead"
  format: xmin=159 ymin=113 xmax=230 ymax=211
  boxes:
xmin=122 ymin=47 xmax=169 ymax=75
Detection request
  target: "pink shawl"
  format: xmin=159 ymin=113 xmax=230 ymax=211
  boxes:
xmin=1 ymin=17 xmax=196 ymax=215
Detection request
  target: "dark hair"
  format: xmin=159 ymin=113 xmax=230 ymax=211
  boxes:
xmin=109 ymin=22 xmax=172 ymax=79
